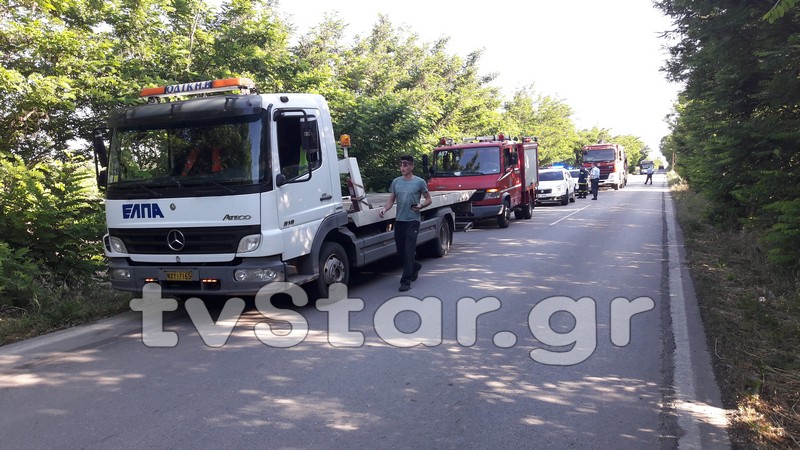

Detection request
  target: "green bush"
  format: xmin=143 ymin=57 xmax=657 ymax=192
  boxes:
xmin=0 ymin=243 xmax=44 ymax=307
xmin=0 ymin=154 xmax=105 ymax=311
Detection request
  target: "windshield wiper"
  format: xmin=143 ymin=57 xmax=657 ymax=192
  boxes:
xmin=205 ymin=180 xmax=236 ymax=194
xmin=123 ymin=181 xmax=164 ymax=197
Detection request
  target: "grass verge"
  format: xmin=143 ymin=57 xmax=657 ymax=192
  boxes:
xmin=669 ymin=172 xmax=800 ymax=449
xmin=0 ymin=281 xmax=132 ymax=346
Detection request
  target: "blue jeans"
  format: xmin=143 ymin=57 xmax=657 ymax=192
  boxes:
xmin=394 ymin=220 xmax=420 ymax=284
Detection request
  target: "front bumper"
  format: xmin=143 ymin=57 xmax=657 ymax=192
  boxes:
xmin=457 ymin=203 xmax=504 ymax=220
xmin=108 ymin=256 xmax=286 ymax=297
xmin=535 ymin=190 xmax=566 ymax=203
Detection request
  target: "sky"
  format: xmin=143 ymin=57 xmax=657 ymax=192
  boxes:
xmin=274 ymin=0 xmax=683 ymax=155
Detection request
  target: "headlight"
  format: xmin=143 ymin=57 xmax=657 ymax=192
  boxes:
xmin=484 ymin=189 xmax=502 ymax=199
xmin=110 ymin=269 xmax=131 ymax=280
xmin=234 ymin=268 xmax=278 ymax=282
xmin=106 ymin=236 xmax=128 ymax=253
xmin=237 ymin=234 xmax=262 ymax=253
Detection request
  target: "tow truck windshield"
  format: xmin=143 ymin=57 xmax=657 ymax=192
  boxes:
xmin=106 ymin=114 xmax=266 ymax=198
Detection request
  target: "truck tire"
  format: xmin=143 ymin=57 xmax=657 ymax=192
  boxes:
xmin=515 ymin=196 xmax=534 ymax=220
xmin=310 ymin=242 xmax=349 ymax=299
xmin=522 ymin=196 xmax=534 ymax=219
xmin=497 ymin=200 xmax=511 ymax=228
xmin=613 ymin=183 xmax=619 ymax=190
xmin=423 ymin=217 xmax=452 ymax=257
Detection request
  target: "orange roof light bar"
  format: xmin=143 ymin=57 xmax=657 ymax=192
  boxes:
xmin=140 ymin=77 xmax=256 ymax=98
xmin=140 ymin=86 xmax=166 ymax=97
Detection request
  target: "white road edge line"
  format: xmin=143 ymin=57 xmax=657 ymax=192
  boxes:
xmin=666 ymin=190 xmax=731 ymax=449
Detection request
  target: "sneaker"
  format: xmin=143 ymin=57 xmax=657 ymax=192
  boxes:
xmin=399 ymin=283 xmax=411 ymax=292
xmin=411 ymin=262 xmax=422 ymax=281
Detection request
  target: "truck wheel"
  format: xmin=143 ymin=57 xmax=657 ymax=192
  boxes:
xmin=311 ymin=242 xmax=349 ymax=299
xmin=423 ymin=218 xmax=451 ymax=257
xmin=519 ymin=197 xmax=533 ymax=220
xmin=613 ymin=183 xmax=619 ymax=190
xmin=523 ymin=197 xmax=534 ymax=219
xmin=497 ymin=200 xmax=511 ymax=228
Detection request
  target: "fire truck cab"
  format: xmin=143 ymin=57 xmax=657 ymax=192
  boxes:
xmin=426 ymin=134 xmax=539 ymax=229
xmin=581 ymin=142 xmax=628 ymax=190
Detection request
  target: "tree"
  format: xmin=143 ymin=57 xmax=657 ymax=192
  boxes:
xmin=763 ymin=0 xmax=799 ymax=23
xmin=657 ymin=0 xmax=800 ymax=269
xmin=502 ymin=85 xmax=580 ymax=165
xmin=311 ymin=15 xmax=503 ymax=190
xmin=0 ymin=0 xmax=119 ymax=164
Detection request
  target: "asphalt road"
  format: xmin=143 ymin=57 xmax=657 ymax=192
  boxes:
xmin=0 ymin=172 xmax=730 ymax=449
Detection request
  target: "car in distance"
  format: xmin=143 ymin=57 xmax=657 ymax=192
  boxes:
xmin=568 ymin=168 xmax=581 ymax=194
xmin=536 ymin=168 xmax=575 ymax=205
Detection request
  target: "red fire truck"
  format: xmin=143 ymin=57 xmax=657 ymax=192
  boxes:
xmin=425 ymin=134 xmax=539 ymax=229
xmin=581 ymin=142 xmax=628 ymax=190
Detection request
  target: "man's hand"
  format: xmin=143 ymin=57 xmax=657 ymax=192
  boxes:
xmin=411 ymin=202 xmax=430 ymax=212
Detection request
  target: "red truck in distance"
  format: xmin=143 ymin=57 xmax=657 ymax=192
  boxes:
xmin=581 ymin=142 xmax=628 ymax=190
xmin=425 ymin=134 xmax=539 ymax=229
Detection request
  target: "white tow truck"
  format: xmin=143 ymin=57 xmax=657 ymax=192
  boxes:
xmin=93 ymin=78 xmax=473 ymax=299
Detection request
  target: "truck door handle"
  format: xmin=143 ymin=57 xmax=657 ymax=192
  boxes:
xmin=320 ymin=194 xmax=332 ymax=201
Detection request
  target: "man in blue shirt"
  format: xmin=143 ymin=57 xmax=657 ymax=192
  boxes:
xmin=379 ymin=155 xmax=433 ymax=291
xmin=590 ymin=163 xmax=600 ymax=200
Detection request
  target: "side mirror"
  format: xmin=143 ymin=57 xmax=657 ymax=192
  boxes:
xmin=276 ymin=173 xmax=287 ymax=187
xmin=92 ymin=128 xmax=109 ymax=189
xmin=96 ymin=169 xmax=108 ymax=187
xmin=92 ymin=128 xmax=108 ymax=167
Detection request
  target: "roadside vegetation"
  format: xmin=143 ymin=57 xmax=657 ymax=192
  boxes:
xmin=670 ymin=172 xmax=800 ymax=449
xmin=657 ymin=1 xmax=800 ymax=446
xmin=0 ymin=156 xmax=131 ymax=345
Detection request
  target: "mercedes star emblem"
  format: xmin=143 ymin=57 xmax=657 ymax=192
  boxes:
xmin=167 ymin=230 xmax=185 ymax=251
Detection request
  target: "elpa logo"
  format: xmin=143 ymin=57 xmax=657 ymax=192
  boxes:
xmin=123 ymin=203 xmax=165 ymax=219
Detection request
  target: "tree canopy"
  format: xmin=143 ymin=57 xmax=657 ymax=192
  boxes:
xmin=657 ymin=0 xmax=800 ymax=270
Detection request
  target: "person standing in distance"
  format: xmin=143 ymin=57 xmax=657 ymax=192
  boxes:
xmin=590 ymin=162 xmax=601 ymax=200
xmin=645 ymin=165 xmax=654 ymax=185
xmin=379 ymin=155 xmax=433 ymax=291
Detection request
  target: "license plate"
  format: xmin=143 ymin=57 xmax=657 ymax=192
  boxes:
xmin=164 ymin=271 xmax=194 ymax=281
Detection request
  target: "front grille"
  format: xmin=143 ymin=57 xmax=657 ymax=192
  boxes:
xmin=110 ymin=225 xmax=260 ymax=254
xmin=469 ymin=190 xmax=486 ymax=202
xmin=536 ymin=188 xmax=552 ymax=194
